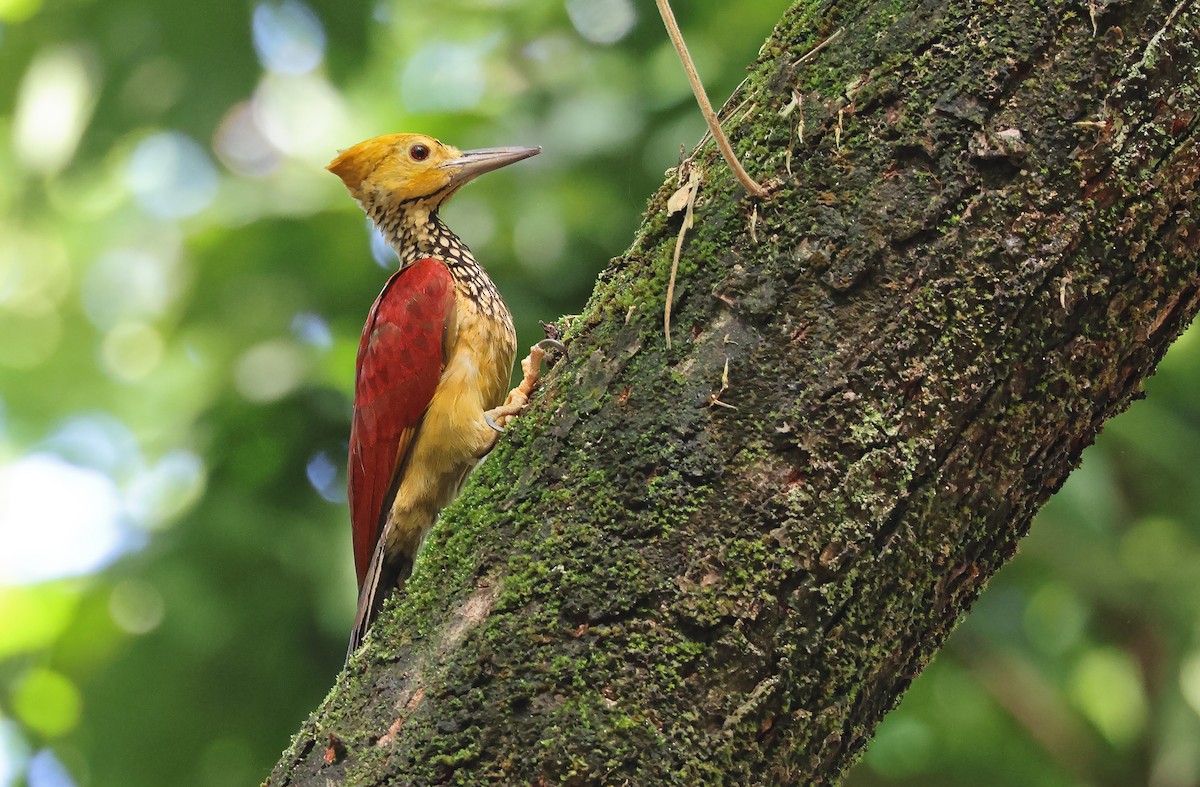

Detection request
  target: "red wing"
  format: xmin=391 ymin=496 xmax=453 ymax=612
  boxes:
xmin=348 ymin=257 xmax=454 ymax=589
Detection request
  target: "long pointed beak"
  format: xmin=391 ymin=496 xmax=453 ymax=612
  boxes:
xmin=442 ymin=145 xmax=541 ymax=185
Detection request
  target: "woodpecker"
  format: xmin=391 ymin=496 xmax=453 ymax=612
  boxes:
xmin=328 ymin=133 xmax=551 ymax=658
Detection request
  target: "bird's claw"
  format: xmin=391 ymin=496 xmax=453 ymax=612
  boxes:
xmin=486 ymin=336 xmax=564 ymax=438
xmin=535 ymin=338 xmax=566 ymax=356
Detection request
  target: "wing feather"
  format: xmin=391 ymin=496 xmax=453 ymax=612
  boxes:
xmin=348 ymin=257 xmax=455 ymax=589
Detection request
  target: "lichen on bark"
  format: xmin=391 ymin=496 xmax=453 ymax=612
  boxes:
xmin=267 ymin=0 xmax=1200 ymax=784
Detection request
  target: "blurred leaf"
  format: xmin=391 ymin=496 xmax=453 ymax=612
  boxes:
xmin=10 ymin=669 xmax=81 ymax=739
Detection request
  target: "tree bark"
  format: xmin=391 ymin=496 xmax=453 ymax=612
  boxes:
xmin=268 ymin=0 xmax=1199 ymax=783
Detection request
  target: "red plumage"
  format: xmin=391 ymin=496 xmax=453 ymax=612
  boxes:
xmin=347 ymin=257 xmax=454 ymax=589
xmin=330 ymin=133 xmax=542 ymax=659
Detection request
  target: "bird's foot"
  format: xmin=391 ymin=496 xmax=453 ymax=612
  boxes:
xmin=484 ymin=412 xmax=506 ymax=434
xmin=534 ymin=337 xmax=566 ymax=356
xmin=484 ymin=339 xmax=564 ymax=431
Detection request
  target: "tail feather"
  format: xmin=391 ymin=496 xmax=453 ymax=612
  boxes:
xmin=346 ymin=543 xmax=412 ymax=663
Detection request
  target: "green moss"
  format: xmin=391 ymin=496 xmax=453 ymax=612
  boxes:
xmin=270 ymin=1 xmax=1200 ymax=784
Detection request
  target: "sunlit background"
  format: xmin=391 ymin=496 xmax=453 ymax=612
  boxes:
xmin=0 ymin=1 xmax=1196 ymax=785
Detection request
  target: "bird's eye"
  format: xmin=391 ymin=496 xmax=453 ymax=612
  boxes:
xmin=410 ymin=144 xmax=431 ymax=161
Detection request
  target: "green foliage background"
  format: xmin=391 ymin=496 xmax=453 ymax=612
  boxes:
xmin=0 ymin=1 xmax=1196 ymax=785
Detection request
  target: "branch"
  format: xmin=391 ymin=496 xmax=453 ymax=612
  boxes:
xmin=268 ymin=0 xmax=1200 ymax=783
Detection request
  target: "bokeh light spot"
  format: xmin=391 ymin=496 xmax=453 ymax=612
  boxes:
xmin=214 ymin=101 xmax=281 ymax=178
xmin=1023 ymin=582 xmax=1086 ymax=655
xmin=234 ymin=339 xmax=308 ymax=403
xmin=399 ymin=41 xmax=488 ymax=113
xmin=291 ymin=312 xmax=332 ymax=349
xmin=565 ymin=0 xmax=636 ymax=44
xmin=125 ymin=450 xmax=206 ymax=530
xmin=0 ymin=720 xmax=30 ymax=787
xmin=0 ymin=585 xmax=79 ymax=657
xmin=368 ymin=219 xmax=397 ymax=269
xmin=0 ymin=454 xmax=132 ymax=584
xmin=252 ymin=72 xmax=347 ymax=159
xmin=0 ymin=234 xmax=71 ymax=315
xmin=100 ymin=322 xmax=164 ymax=382
xmin=26 ymin=749 xmax=75 ymax=787
xmin=14 ymin=45 xmax=96 ymax=174
xmin=83 ymin=246 xmax=182 ymax=330
xmin=1180 ymin=652 xmax=1200 ymax=719
xmin=0 ymin=0 xmax=41 ymax=22
xmin=305 ymin=450 xmax=344 ymax=503
xmin=126 ymin=132 xmax=219 ymax=219
xmin=252 ymin=0 xmax=326 ymax=76
xmin=11 ymin=669 xmax=82 ymax=738
xmin=108 ymin=580 xmax=165 ymax=635
xmin=119 ymin=57 xmax=184 ymax=117
xmin=43 ymin=414 xmax=140 ymax=477
xmin=1069 ymin=647 xmax=1147 ymax=747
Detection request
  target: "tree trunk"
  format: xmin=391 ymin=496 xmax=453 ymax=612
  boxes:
xmin=267 ymin=0 xmax=1199 ymax=783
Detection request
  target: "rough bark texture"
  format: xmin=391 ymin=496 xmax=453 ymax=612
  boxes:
xmin=268 ymin=0 xmax=1199 ymax=783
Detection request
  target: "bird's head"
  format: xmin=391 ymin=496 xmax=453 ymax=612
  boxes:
xmin=327 ymin=132 xmax=540 ymax=207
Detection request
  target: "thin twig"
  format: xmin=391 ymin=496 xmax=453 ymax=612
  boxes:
xmin=797 ymin=91 xmax=805 ymax=143
xmin=665 ymin=227 xmax=685 ymax=350
xmin=655 ymin=0 xmax=768 ymax=199
xmin=708 ymin=354 xmax=737 ymax=410
xmin=793 ymin=27 xmax=844 ymax=67
xmin=664 ymin=163 xmax=700 ymax=349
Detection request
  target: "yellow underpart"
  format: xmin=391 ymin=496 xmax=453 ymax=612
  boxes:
xmin=381 ymin=284 xmax=517 ymax=558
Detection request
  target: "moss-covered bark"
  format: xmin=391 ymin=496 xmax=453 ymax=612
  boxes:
xmin=267 ymin=0 xmax=1200 ymax=783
